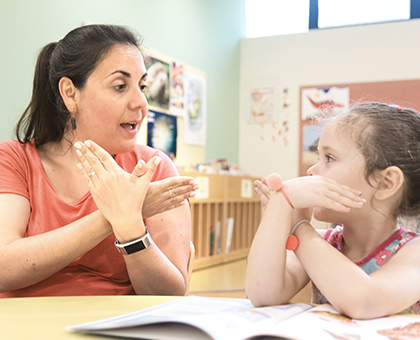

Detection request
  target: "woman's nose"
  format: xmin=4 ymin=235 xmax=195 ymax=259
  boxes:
xmin=131 ymin=88 xmax=148 ymax=111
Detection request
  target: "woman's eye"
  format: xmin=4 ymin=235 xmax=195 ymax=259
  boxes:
xmin=140 ymin=84 xmax=148 ymax=93
xmin=114 ymin=84 xmax=126 ymax=91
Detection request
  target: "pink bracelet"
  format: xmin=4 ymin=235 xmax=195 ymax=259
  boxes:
xmin=266 ymin=173 xmax=294 ymax=208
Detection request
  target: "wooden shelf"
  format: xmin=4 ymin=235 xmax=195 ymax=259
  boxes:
xmin=179 ymin=172 xmax=262 ymax=270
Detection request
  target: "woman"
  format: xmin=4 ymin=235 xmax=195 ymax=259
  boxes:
xmin=0 ymin=24 xmax=197 ymax=297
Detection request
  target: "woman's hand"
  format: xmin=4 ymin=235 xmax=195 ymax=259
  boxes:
xmin=132 ymin=171 xmax=199 ymax=219
xmin=75 ymin=140 xmax=159 ymax=240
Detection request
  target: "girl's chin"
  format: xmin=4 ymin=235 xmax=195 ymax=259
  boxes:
xmin=313 ymin=208 xmax=343 ymax=225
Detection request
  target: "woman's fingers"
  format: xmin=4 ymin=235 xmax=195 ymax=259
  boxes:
xmin=74 ymin=140 xmax=118 ymax=183
xmin=132 ymin=160 xmax=147 ymax=177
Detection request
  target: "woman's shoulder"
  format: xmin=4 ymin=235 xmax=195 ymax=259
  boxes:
xmin=0 ymin=140 xmax=36 ymax=159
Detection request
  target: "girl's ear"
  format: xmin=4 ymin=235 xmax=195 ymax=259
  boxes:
xmin=375 ymin=166 xmax=404 ymax=200
xmin=58 ymin=77 xmax=78 ymax=113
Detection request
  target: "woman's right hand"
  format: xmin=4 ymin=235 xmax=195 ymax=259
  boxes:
xmin=132 ymin=162 xmax=199 ymax=219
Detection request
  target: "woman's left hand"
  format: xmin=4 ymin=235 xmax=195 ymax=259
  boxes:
xmin=75 ymin=140 xmax=160 ymax=240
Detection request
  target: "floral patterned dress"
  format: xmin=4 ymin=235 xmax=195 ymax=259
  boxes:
xmin=311 ymin=225 xmax=420 ymax=314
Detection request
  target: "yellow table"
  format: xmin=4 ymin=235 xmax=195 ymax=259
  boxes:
xmin=0 ymin=295 xmax=181 ymax=340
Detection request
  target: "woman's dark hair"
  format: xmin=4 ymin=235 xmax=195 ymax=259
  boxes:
xmin=332 ymin=102 xmax=420 ymax=217
xmin=15 ymin=24 xmax=142 ymax=146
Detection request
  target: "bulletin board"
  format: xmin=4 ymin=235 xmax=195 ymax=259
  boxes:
xmin=299 ymin=79 xmax=420 ymax=176
xmin=137 ymin=48 xmax=207 ymax=166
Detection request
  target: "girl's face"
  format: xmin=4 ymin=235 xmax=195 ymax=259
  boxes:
xmin=307 ymin=123 xmax=374 ymax=223
xmin=73 ymin=44 xmax=148 ymax=155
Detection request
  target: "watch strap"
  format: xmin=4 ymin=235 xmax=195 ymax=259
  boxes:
xmin=115 ymin=227 xmax=152 ymax=255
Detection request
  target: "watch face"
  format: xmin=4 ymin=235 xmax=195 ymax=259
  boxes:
xmin=115 ymin=229 xmax=152 ymax=255
xmin=123 ymin=241 xmax=147 ymax=255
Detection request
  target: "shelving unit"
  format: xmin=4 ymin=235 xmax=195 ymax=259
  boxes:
xmin=179 ymin=172 xmax=263 ymax=270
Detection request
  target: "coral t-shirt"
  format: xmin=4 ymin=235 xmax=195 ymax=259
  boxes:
xmin=0 ymin=140 xmax=178 ymax=297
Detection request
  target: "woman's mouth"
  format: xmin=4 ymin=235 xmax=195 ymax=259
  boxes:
xmin=120 ymin=123 xmax=137 ymax=130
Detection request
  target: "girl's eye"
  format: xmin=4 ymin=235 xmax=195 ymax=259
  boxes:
xmin=326 ymin=155 xmax=334 ymax=163
xmin=114 ymin=84 xmax=126 ymax=91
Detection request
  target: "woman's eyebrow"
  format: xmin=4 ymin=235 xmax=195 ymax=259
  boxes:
xmin=109 ymin=70 xmax=131 ymax=78
xmin=107 ymin=71 xmax=148 ymax=80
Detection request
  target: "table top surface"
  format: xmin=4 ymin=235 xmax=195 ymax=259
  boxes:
xmin=0 ymin=295 xmax=181 ymax=340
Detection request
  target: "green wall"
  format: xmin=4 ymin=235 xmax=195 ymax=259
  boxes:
xmin=0 ymin=0 xmax=245 ymax=163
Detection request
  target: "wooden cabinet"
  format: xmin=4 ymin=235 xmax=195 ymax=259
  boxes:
xmin=179 ymin=172 xmax=262 ymax=270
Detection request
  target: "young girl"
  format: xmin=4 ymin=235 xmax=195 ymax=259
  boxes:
xmin=246 ymin=102 xmax=420 ymax=319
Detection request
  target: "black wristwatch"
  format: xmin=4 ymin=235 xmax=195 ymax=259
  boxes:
xmin=115 ymin=227 xmax=152 ymax=255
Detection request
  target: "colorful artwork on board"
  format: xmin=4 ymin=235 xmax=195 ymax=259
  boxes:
xmin=183 ymin=70 xmax=207 ymax=146
xmin=170 ymin=62 xmax=185 ymax=116
xmin=301 ymin=87 xmax=349 ymax=121
xmin=147 ymin=110 xmax=177 ymax=159
xmin=144 ymin=56 xmax=170 ymax=110
xmin=250 ymin=87 xmax=275 ymax=123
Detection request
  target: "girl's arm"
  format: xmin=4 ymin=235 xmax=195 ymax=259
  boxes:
xmin=294 ymin=224 xmax=420 ymax=319
xmin=0 ymin=194 xmax=112 ymax=292
xmin=245 ymin=192 xmax=311 ymax=306
xmin=246 ymin=175 xmax=365 ymax=307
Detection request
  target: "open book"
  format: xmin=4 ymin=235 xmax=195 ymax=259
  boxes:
xmin=67 ymin=295 xmax=420 ymax=340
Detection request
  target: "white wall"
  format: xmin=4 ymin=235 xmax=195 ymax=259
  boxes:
xmin=239 ymin=19 xmax=420 ymax=179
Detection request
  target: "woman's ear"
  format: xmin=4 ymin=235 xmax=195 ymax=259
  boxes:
xmin=374 ymin=166 xmax=404 ymax=200
xmin=58 ymin=77 xmax=78 ymax=113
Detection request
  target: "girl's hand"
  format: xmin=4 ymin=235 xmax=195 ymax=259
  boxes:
xmin=254 ymin=177 xmax=271 ymax=209
xmin=75 ymin=140 xmax=159 ymax=232
xmin=284 ymin=175 xmax=365 ymax=212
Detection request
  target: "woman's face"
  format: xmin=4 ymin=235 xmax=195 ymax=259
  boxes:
xmin=73 ymin=44 xmax=148 ymax=155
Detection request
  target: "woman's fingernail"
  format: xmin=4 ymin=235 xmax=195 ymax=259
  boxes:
xmin=76 ymin=163 xmax=83 ymax=170
xmin=190 ymin=192 xmax=196 ymax=197
xmin=84 ymin=140 xmax=91 ymax=147
xmin=76 ymin=150 xmax=82 ymax=157
xmin=154 ymin=157 xmax=162 ymax=166
xmin=74 ymin=142 xmax=82 ymax=149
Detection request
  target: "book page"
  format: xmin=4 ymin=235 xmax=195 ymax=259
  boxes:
xmin=67 ymin=296 xmax=314 ymax=340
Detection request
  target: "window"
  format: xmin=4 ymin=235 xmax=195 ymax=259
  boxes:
xmin=318 ymin=0 xmax=410 ymax=29
xmin=246 ymin=0 xmax=415 ymax=38
xmin=246 ymin=0 xmax=310 ymax=38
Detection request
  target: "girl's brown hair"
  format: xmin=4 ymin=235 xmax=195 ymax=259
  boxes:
xmin=332 ymin=102 xmax=420 ymax=217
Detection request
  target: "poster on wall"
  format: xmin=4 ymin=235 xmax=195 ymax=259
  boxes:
xmin=170 ymin=62 xmax=185 ymax=116
xmin=250 ymin=87 xmax=276 ymax=123
xmin=147 ymin=110 xmax=177 ymax=159
xmin=301 ymin=86 xmax=349 ymax=121
xmin=183 ymin=70 xmax=207 ymax=146
xmin=144 ymin=56 xmax=170 ymax=110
